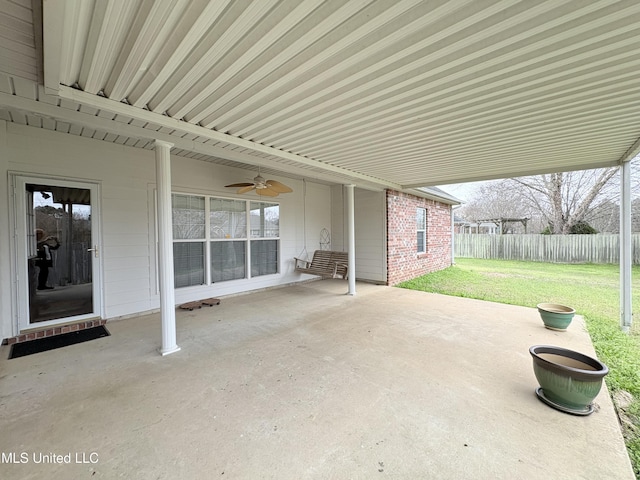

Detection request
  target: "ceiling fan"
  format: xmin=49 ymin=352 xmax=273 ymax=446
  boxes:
xmin=225 ymin=174 xmax=293 ymax=197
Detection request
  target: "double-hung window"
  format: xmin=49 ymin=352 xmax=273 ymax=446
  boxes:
xmin=210 ymin=198 xmax=247 ymax=282
xmin=171 ymin=194 xmax=280 ymax=288
xmin=173 ymin=194 xmax=206 ymax=288
xmin=417 ymin=207 xmax=427 ymax=254
xmin=250 ymin=202 xmax=279 ymax=276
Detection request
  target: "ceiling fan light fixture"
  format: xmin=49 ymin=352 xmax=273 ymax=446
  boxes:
xmin=224 ymin=172 xmax=293 ymax=197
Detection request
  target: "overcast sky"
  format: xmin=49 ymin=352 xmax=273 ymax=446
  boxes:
xmin=437 ymin=181 xmax=487 ymax=203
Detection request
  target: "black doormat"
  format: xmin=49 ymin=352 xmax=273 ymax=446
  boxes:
xmin=9 ymin=326 xmax=110 ymax=359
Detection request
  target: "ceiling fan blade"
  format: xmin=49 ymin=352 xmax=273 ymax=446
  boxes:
xmin=265 ymin=180 xmax=293 ymax=193
xmin=237 ymin=185 xmax=256 ymax=194
xmin=225 ymin=182 xmax=254 ymax=188
xmin=256 ymin=187 xmax=279 ymax=197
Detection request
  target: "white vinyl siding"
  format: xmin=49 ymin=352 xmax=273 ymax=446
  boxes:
xmin=1 ymin=124 xmax=333 ymax=339
xmin=353 ymin=189 xmax=386 ymax=283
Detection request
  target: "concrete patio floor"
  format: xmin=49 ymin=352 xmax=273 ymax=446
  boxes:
xmin=0 ymin=280 xmax=634 ymax=479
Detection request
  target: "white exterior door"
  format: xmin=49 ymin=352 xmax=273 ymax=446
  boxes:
xmin=13 ymin=175 xmax=103 ymax=331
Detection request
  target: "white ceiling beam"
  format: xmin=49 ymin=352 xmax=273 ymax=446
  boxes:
xmin=0 ymin=87 xmax=398 ymax=190
xmin=56 ymin=86 xmax=399 ymax=189
xmin=0 ymin=88 xmax=625 ymax=188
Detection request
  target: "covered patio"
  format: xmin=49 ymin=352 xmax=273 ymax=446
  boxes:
xmin=1 ymin=0 xmax=638 ymax=344
xmin=0 ymin=281 xmax=633 ymax=479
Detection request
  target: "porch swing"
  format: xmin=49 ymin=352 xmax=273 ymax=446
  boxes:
xmin=294 ymin=180 xmax=348 ymax=279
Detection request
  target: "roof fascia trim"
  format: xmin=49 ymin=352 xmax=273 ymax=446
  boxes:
xmin=405 ymin=188 xmax=461 ymax=205
xmin=401 ymin=159 xmax=621 ymax=188
xmin=618 ymin=135 xmax=640 ymax=164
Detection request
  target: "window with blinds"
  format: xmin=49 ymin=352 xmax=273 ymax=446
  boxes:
xmin=250 ymin=202 xmax=279 ymax=276
xmin=171 ymin=194 xmax=279 ymax=288
xmin=417 ymin=207 xmax=427 ymax=254
xmin=172 ymin=194 xmax=205 ymax=287
xmin=210 ymin=198 xmax=247 ymax=282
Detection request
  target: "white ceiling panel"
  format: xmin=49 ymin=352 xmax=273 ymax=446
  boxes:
xmin=0 ymin=0 xmax=639 ymax=190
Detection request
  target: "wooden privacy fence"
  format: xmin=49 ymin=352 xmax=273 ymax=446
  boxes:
xmin=49 ymin=242 xmax=92 ymax=286
xmin=455 ymin=234 xmax=640 ymax=264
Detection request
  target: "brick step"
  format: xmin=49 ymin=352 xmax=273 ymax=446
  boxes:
xmin=2 ymin=319 xmax=107 ymax=345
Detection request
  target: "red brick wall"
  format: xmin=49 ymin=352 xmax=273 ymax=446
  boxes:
xmin=386 ymin=190 xmax=452 ymax=285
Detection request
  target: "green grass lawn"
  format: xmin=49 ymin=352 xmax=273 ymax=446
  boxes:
xmin=398 ymin=258 xmax=640 ymax=478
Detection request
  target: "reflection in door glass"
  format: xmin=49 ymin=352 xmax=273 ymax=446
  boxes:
xmin=28 ymin=184 xmax=93 ymax=323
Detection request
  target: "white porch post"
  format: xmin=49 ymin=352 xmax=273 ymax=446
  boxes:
xmin=451 ymin=206 xmax=458 ymax=266
xmin=156 ymin=140 xmax=180 ymax=355
xmin=345 ymin=184 xmax=356 ymax=296
xmin=620 ymin=161 xmax=633 ymax=332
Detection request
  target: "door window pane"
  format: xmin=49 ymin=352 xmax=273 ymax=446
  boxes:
xmin=28 ymin=184 xmax=94 ymax=323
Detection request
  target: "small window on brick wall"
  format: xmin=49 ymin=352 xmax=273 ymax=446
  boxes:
xmin=417 ymin=207 xmax=427 ymax=254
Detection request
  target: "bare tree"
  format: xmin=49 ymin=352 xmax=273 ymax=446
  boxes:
xmin=456 ymin=181 xmax=539 ymax=233
xmin=451 ymin=158 xmax=640 ymax=234
xmin=507 ymin=168 xmax=619 ymax=234
xmin=585 ymin=199 xmax=619 ymax=233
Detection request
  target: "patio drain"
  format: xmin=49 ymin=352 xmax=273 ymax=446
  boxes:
xmin=9 ymin=326 xmax=110 ymax=359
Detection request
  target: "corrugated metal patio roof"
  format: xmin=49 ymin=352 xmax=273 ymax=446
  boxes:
xmin=1 ymin=0 xmax=639 ymax=190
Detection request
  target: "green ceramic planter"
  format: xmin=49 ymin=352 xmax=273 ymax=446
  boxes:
xmin=529 ymin=345 xmax=608 ymax=415
xmin=537 ymin=303 xmax=575 ymax=331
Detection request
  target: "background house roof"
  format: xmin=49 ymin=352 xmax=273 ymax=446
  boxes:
xmin=1 ymin=0 xmax=639 ymax=191
xmin=413 ymin=186 xmax=462 ymax=205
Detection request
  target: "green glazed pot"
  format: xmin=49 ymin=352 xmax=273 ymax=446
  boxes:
xmin=529 ymin=345 xmax=608 ymax=415
xmin=537 ymin=303 xmax=575 ymax=331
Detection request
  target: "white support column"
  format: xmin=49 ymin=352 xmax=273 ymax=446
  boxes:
xmin=156 ymin=140 xmax=181 ymax=355
xmin=620 ymin=161 xmax=633 ymax=333
xmin=345 ymin=184 xmax=356 ymax=296
xmin=450 ymin=205 xmax=458 ymax=266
